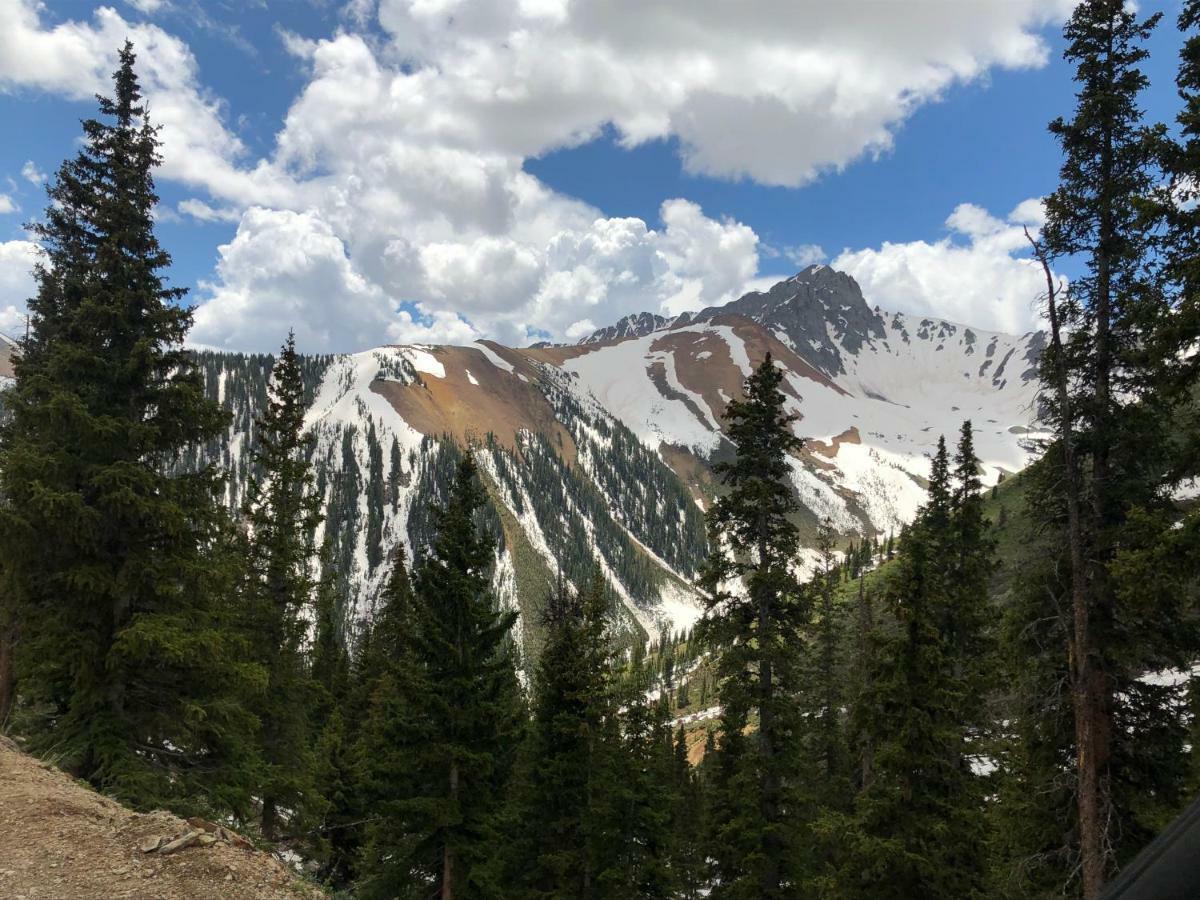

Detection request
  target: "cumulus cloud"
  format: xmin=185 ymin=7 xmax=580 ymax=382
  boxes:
xmin=369 ymin=0 xmax=1073 ymax=186
xmin=833 ymin=199 xmax=1054 ymax=334
xmin=782 ymin=243 xmax=827 ymax=269
xmin=125 ymin=0 xmax=166 ymax=13
xmin=0 ymin=2 xmax=255 ymax=201
xmin=188 ymin=207 xmax=475 ymax=353
xmin=20 ymin=161 xmax=44 ymax=185
xmin=0 ymin=239 xmax=38 ymax=337
xmin=0 ymin=194 xmax=16 ymax=215
xmin=0 ymin=0 xmax=1073 ymax=350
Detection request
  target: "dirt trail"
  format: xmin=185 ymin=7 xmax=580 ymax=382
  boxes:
xmin=0 ymin=736 xmax=323 ymax=900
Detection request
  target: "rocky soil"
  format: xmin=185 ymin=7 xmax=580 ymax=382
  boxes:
xmin=0 ymin=736 xmax=323 ymax=900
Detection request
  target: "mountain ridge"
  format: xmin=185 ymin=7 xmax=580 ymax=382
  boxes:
xmin=175 ymin=266 xmax=1048 ymax=651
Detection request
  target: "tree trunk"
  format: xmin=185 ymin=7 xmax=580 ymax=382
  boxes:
xmin=1028 ymin=230 xmax=1106 ymax=898
xmin=756 ymin=525 xmax=780 ymax=897
xmin=0 ymin=617 xmax=15 ymax=730
xmin=261 ymin=797 xmax=278 ymax=842
xmin=442 ymin=760 xmax=458 ymax=900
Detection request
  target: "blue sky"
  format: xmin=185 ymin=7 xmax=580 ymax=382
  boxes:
xmin=0 ymin=1 xmax=1191 ymax=351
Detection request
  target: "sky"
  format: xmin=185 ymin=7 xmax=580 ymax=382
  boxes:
xmin=0 ymin=0 xmax=1190 ymax=352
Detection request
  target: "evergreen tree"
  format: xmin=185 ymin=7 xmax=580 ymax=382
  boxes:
xmin=1158 ymin=0 xmax=1200 ymax=397
xmin=318 ymin=544 xmax=417 ymax=891
xmin=806 ymin=520 xmax=851 ymax=808
xmin=242 ymin=332 xmax=324 ymax=839
xmin=511 ymin=570 xmax=614 ymax=898
xmin=356 ymin=542 xmax=416 ymax=703
xmin=1029 ymin=3 xmax=1199 ymax=893
xmin=360 ymin=457 xmax=524 ymax=900
xmin=310 ymin=538 xmax=349 ymax=718
xmin=698 ymin=353 xmax=808 ymax=898
xmin=948 ymin=422 xmax=994 ymax=729
xmin=0 ymin=43 xmax=256 ymax=810
xmin=670 ymin=724 xmax=708 ymax=900
xmin=312 ymin=704 xmax=365 ymax=888
xmin=607 ymin=690 xmax=677 ymax=899
xmin=840 ymin=437 xmax=987 ymax=899
xmin=365 ymin=420 xmax=386 ymax=572
xmin=307 ymin=537 xmax=364 ymax=887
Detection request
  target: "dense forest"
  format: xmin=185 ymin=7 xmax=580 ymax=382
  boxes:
xmin=1 ymin=1 xmax=1199 ymax=898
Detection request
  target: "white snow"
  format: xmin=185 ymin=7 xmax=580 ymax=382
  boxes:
xmin=403 ymin=347 xmax=445 ymax=379
xmin=558 ymin=312 xmax=1046 ymax=538
xmin=654 ymin=578 xmax=705 ymax=635
xmin=563 ymin=332 xmax=724 ymax=456
xmin=475 ymin=341 xmax=515 ymax=373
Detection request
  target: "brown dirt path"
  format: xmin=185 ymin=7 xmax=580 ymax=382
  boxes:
xmin=0 ymin=736 xmax=323 ymax=900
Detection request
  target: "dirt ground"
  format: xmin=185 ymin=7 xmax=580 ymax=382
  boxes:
xmin=0 ymin=736 xmax=324 ymax=900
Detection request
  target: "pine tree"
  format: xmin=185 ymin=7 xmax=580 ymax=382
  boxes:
xmin=698 ymin=353 xmax=808 ymax=898
xmin=511 ymin=570 xmax=614 ymax=898
xmin=611 ymin=691 xmax=678 ymax=899
xmin=243 ymin=332 xmax=324 ymax=840
xmin=355 ymin=542 xmax=416 ymax=703
xmin=840 ymin=437 xmax=987 ymax=899
xmin=670 ymin=724 xmax=708 ymax=900
xmin=1158 ymin=0 xmax=1200 ymax=398
xmin=948 ymin=422 xmax=994 ymax=729
xmin=360 ymin=456 xmax=524 ymax=900
xmin=320 ymin=545 xmax=416 ymax=891
xmin=806 ymin=519 xmax=851 ymax=808
xmin=1032 ymin=3 xmax=1198 ymax=893
xmin=0 ymin=43 xmax=256 ymax=810
xmin=307 ymin=537 xmax=364 ymax=887
xmin=310 ymin=538 xmax=349 ymax=718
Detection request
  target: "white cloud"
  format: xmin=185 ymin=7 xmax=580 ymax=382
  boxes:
xmin=0 ymin=0 xmax=1073 ymax=350
xmin=0 ymin=194 xmax=16 ymax=215
xmin=832 ymin=199 xmax=1055 ymax=334
xmin=367 ymin=0 xmax=1073 ymax=186
xmin=177 ymin=198 xmax=241 ymax=223
xmin=125 ymin=0 xmax=166 ymax=14
xmin=190 ymin=207 xmax=479 ymax=352
xmin=0 ymin=3 xmax=253 ymax=200
xmin=783 ymin=243 xmax=827 ymax=268
xmin=656 ymin=199 xmax=760 ymax=316
xmin=0 ymin=239 xmax=38 ymax=337
xmin=20 ymin=161 xmax=44 ymax=185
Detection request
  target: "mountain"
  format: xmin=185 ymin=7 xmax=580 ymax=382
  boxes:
xmin=187 ymin=266 xmax=1047 ymax=653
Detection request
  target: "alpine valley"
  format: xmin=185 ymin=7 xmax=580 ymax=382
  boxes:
xmin=182 ymin=264 xmax=1046 ymax=651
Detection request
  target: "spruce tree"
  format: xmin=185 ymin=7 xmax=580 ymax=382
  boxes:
xmin=670 ymin=724 xmax=708 ymax=900
xmin=310 ymin=538 xmax=350 ymax=718
xmin=608 ymin=690 xmax=677 ymax=899
xmin=308 ymin=538 xmax=363 ymax=887
xmin=360 ymin=456 xmax=524 ymax=900
xmin=1158 ymin=0 xmax=1200 ymax=397
xmin=511 ymin=570 xmax=614 ymax=898
xmin=806 ymin=520 xmax=851 ymax=808
xmin=840 ymin=437 xmax=987 ymax=899
xmin=355 ymin=541 xmax=416 ymax=704
xmin=1033 ymin=3 xmax=1198 ymax=893
xmin=319 ymin=545 xmax=416 ymax=891
xmin=0 ymin=43 xmax=255 ymax=809
xmin=243 ymin=332 xmax=324 ymax=840
xmin=698 ymin=353 xmax=808 ymax=898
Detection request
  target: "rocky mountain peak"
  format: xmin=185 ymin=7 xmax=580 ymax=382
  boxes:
xmin=693 ymin=265 xmax=885 ymax=375
xmin=581 ymin=265 xmax=886 ymax=376
xmin=581 ymin=311 xmax=671 ymax=344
